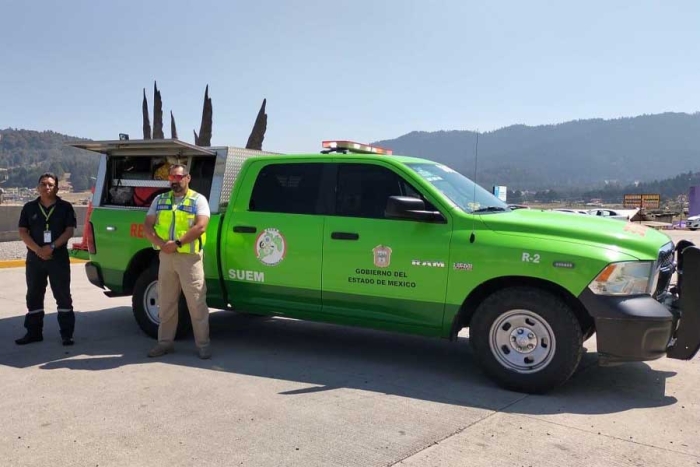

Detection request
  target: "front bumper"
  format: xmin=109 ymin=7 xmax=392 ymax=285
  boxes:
xmin=580 ymin=291 xmax=674 ymax=363
xmin=580 ymin=241 xmax=700 ymax=364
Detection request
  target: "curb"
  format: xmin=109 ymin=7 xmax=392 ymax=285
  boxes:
xmin=0 ymin=258 xmax=88 ymax=269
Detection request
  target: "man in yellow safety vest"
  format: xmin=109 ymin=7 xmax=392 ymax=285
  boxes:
xmin=144 ymin=164 xmax=211 ymax=359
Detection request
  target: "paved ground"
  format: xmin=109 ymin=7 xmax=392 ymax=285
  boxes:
xmin=0 ymin=230 xmax=699 ymax=467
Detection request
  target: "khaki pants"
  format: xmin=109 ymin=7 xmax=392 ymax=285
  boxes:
xmin=157 ymin=251 xmax=210 ymax=349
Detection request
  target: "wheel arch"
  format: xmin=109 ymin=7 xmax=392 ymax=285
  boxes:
xmin=450 ymin=276 xmax=593 ymax=340
xmin=123 ymin=248 xmax=159 ymax=295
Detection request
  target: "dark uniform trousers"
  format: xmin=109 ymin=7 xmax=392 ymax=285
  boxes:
xmin=24 ymin=252 xmax=74 ymax=339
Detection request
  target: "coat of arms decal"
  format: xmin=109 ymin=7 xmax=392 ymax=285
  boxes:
xmin=372 ymin=245 xmax=392 ymax=268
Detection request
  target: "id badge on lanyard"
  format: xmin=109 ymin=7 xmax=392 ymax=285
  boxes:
xmin=39 ymin=204 xmax=55 ymax=244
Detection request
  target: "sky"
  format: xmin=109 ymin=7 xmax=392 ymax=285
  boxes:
xmin=1 ymin=0 xmax=699 ymax=153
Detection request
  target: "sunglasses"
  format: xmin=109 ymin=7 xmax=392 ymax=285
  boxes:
xmin=168 ymin=174 xmax=188 ymax=182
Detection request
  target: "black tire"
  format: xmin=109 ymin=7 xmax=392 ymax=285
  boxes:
xmin=131 ymin=264 xmax=192 ymax=340
xmin=470 ymin=287 xmax=583 ymax=394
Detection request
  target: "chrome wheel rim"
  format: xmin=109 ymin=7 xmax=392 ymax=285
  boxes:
xmin=489 ymin=309 xmax=556 ymax=373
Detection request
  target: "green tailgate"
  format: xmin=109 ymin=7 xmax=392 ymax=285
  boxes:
xmin=89 ymin=208 xmax=154 ymax=292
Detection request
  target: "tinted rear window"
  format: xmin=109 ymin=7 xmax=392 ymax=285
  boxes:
xmin=249 ymin=163 xmax=323 ymax=215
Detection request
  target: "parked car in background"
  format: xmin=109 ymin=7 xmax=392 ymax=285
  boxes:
xmin=587 ymin=208 xmax=637 ymax=221
xmin=550 ymin=208 xmax=589 ymax=215
xmin=688 ymin=215 xmax=700 ymax=231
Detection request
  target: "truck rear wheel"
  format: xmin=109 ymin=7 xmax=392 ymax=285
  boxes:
xmin=470 ymin=287 xmax=583 ymax=394
xmin=132 ymin=265 xmax=192 ymax=340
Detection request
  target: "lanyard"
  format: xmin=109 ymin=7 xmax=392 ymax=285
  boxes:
xmin=39 ymin=204 xmax=55 ymax=231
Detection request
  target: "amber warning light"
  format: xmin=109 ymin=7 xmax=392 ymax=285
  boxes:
xmin=322 ymin=140 xmax=393 ymax=155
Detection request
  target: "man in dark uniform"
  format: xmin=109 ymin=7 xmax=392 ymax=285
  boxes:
xmin=16 ymin=173 xmax=77 ymax=346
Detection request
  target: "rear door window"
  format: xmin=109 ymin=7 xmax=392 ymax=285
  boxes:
xmin=249 ymin=163 xmax=324 ymax=215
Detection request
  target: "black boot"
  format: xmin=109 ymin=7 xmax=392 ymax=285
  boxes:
xmin=58 ymin=311 xmax=75 ymax=347
xmin=21 ymin=312 xmax=44 ymax=346
xmin=15 ymin=333 xmax=43 ymax=345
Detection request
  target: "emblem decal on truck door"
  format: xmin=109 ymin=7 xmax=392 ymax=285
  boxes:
xmin=372 ymin=245 xmax=392 ymax=268
xmin=256 ymin=228 xmax=286 ymax=266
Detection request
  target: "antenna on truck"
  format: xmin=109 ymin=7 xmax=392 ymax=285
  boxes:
xmin=470 ymin=130 xmax=479 ymax=243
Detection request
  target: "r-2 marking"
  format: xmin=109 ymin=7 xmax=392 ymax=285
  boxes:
xmin=522 ymin=252 xmax=540 ymax=264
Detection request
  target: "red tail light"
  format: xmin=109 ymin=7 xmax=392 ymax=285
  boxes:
xmin=87 ymin=221 xmax=96 ymax=254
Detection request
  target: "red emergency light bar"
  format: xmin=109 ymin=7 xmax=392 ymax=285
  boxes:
xmin=322 ymin=140 xmax=393 ymax=155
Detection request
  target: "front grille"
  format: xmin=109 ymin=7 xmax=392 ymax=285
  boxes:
xmin=653 ymin=242 xmax=675 ymax=298
xmin=658 ymin=243 xmax=674 ymax=268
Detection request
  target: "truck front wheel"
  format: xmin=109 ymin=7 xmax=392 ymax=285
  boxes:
xmin=470 ymin=287 xmax=583 ymax=393
xmin=132 ymin=265 xmax=192 ymax=340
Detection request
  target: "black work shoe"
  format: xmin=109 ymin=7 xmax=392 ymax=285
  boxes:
xmin=15 ymin=334 xmax=43 ymax=345
xmin=62 ymin=338 xmax=74 ymax=346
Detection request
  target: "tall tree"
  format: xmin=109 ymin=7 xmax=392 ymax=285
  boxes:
xmin=170 ymin=111 xmax=178 ymax=139
xmin=194 ymin=85 xmax=212 ymax=146
xmin=142 ymin=89 xmax=151 ymax=139
xmin=246 ymin=98 xmax=267 ymax=150
xmin=153 ymin=81 xmax=164 ymax=139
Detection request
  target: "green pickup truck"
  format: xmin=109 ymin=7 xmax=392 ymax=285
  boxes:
xmin=70 ymin=138 xmax=700 ymax=393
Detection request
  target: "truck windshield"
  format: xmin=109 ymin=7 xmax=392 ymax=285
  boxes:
xmin=407 ymin=163 xmax=509 ymax=214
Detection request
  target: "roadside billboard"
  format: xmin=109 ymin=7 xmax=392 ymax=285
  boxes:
xmin=623 ymin=193 xmax=660 ymax=209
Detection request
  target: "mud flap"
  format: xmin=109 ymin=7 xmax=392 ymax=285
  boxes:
xmin=667 ymin=242 xmax=700 ymax=360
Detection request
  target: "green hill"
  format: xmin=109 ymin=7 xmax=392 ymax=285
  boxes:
xmin=0 ymin=128 xmax=96 ymax=190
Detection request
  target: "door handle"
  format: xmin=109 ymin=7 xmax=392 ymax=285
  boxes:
xmin=331 ymin=232 xmax=359 ymax=240
xmin=233 ymin=225 xmax=257 ymax=234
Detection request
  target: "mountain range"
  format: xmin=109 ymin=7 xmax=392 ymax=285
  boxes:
xmin=2 ymin=112 xmax=700 ymax=193
xmin=372 ymin=112 xmax=700 ymax=191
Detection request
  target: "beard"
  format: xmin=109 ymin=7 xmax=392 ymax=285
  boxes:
xmin=171 ymin=183 xmax=184 ymax=193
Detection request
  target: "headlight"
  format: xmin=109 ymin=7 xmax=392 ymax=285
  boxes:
xmin=588 ymin=261 xmax=655 ymax=296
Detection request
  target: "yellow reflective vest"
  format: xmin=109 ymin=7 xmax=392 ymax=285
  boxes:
xmin=153 ymin=189 xmax=206 ymax=254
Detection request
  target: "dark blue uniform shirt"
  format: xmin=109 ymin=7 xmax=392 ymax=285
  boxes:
xmin=18 ymin=197 xmax=77 ymax=258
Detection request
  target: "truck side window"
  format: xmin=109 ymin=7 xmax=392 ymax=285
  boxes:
xmin=249 ymin=163 xmax=323 ymax=214
xmin=335 ymin=164 xmax=436 ymax=219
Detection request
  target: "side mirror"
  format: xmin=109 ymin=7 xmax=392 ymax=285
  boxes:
xmin=385 ymin=196 xmax=446 ymax=223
